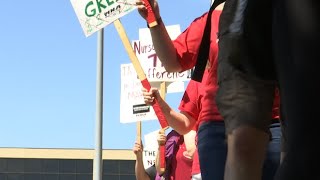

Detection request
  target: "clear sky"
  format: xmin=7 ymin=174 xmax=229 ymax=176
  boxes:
xmin=0 ymin=0 xmax=210 ymax=149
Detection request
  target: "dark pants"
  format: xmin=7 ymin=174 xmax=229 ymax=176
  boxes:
xmin=273 ymin=0 xmax=320 ymax=179
xmin=197 ymin=121 xmax=227 ymax=180
xmin=263 ymin=123 xmax=281 ymax=180
xmin=197 ymin=121 xmax=281 ymax=180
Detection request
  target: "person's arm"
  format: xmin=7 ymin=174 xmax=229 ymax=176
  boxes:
xmin=183 ymin=130 xmax=197 ymax=158
xmin=136 ymin=0 xmax=182 ymax=72
xmin=133 ymin=141 xmax=151 ymax=180
xmin=148 ymin=20 xmax=182 ymax=72
xmin=143 ymin=88 xmax=196 ymax=135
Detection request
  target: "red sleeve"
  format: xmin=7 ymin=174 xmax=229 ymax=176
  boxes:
xmin=272 ymin=88 xmax=280 ymax=119
xmin=173 ymin=13 xmax=208 ymax=71
xmin=178 ymin=80 xmax=201 ymax=121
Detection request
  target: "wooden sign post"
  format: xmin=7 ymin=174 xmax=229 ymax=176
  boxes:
xmin=158 ymin=81 xmax=167 ymax=173
xmin=136 ymin=120 xmax=142 ymax=143
xmin=113 ymin=19 xmax=168 ymax=171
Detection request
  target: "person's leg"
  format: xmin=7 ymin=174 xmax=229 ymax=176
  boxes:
xmin=262 ymin=122 xmax=281 ymax=180
xmin=216 ymin=0 xmax=275 ymax=179
xmin=215 ymin=65 xmax=275 ymax=180
xmin=225 ymin=128 xmax=269 ymax=180
xmin=279 ymin=104 xmax=288 ymax=164
xmin=273 ymin=0 xmax=320 ymax=179
xmin=197 ymin=121 xmax=227 ymax=180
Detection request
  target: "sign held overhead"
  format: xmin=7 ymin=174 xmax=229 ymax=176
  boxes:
xmin=70 ymin=0 xmax=137 ymax=37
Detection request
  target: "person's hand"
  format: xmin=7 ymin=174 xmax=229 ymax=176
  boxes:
xmin=183 ymin=151 xmax=193 ymax=159
xmin=142 ymin=87 xmax=160 ymax=105
xmin=157 ymin=129 xmax=166 ymax=146
xmin=133 ymin=140 xmax=143 ymax=156
xmin=136 ymin=0 xmax=161 ymax=20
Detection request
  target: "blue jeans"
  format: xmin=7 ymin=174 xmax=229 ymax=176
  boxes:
xmin=197 ymin=121 xmax=227 ymax=180
xmin=262 ymin=122 xmax=281 ymax=180
xmin=197 ymin=121 xmax=281 ymax=180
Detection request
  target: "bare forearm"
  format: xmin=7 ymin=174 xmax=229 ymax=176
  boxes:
xmin=157 ymin=97 xmax=194 ymax=135
xmin=135 ymin=155 xmax=150 ymax=180
xmin=183 ymin=130 xmax=197 ymax=157
xmin=149 ymin=21 xmax=182 ymax=72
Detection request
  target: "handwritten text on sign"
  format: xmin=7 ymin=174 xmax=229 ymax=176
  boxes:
xmin=143 ymin=129 xmax=161 ymax=169
xmin=120 ymin=63 xmax=157 ymax=123
xmin=133 ymin=25 xmax=192 ymax=82
xmin=143 ymin=149 xmax=157 ymax=169
xmin=132 ymin=40 xmax=192 ymax=82
xmin=70 ymin=0 xmax=136 ymax=37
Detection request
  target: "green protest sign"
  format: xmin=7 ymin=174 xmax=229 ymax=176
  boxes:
xmin=70 ymin=0 xmax=136 ymax=37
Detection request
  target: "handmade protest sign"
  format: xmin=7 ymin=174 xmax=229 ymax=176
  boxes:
xmin=132 ymin=39 xmax=192 ymax=82
xmin=142 ymin=129 xmax=159 ymax=168
xmin=133 ymin=25 xmax=193 ymax=82
xmin=137 ymin=25 xmax=184 ymax=85
xmin=120 ymin=25 xmax=188 ymax=123
xmin=120 ymin=63 xmax=158 ymax=123
xmin=70 ymin=0 xmax=137 ymax=37
xmin=120 ymin=63 xmax=185 ymax=123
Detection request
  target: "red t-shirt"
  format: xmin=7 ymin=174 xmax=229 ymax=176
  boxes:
xmin=191 ymin=149 xmax=201 ymax=175
xmin=272 ymin=88 xmax=280 ymax=119
xmin=175 ymin=11 xmax=223 ymax=124
xmin=169 ymin=137 xmax=193 ymax=180
xmin=174 ymin=10 xmax=280 ymax=180
xmin=179 ymin=70 xmax=209 ymax=124
xmin=176 ymin=11 xmax=280 ymax=124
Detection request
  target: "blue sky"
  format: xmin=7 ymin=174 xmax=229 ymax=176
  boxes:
xmin=0 ymin=1 xmax=210 ymax=149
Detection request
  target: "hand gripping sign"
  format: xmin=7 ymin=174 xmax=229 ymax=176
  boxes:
xmin=142 ymin=0 xmax=158 ymax=27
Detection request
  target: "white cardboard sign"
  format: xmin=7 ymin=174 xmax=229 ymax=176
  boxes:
xmin=143 ymin=129 xmax=159 ymax=169
xmin=70 ymin=0 xmax=137 ymax=37
xmin=120 ymin=63 xmax=157 ymax=123
xmin=132 ymin=25 xmax=192 ymax=82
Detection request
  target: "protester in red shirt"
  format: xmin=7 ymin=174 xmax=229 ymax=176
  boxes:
xmin=138 ymin=1 xmax=281 ymax=179
xmin=136 ymin=2 xmax=226 ymax=179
